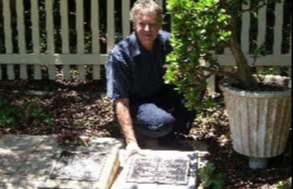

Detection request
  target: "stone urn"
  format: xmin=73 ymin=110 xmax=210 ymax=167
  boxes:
xmin=220 ymin=75 xmax=291 ymax=169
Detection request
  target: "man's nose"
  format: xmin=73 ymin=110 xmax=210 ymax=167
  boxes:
xmin=144 ymin=24 xmax=150 ymax=31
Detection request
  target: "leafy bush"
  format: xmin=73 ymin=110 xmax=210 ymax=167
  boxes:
xmin=0 ymin=94 xmax=19 ymax=126
xmin=198 ymin=163 xmax=227 ymax=189
xmin=24 ymin=101 xmax=53 ymax=124
xmin=0 ymin=94 xmax=52 ymax=129
xmin=165 ymin=0 xmax=284 ymax=110
xmin=276 ymin=181 xmax=292 ymax=189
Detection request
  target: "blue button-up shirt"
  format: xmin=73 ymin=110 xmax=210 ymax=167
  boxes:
xmin=106 ymin=31 xmax=173 ymax=102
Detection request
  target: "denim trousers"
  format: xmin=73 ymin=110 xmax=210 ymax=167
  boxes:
xmin=130 ymin=86 xmax=196 ymax=139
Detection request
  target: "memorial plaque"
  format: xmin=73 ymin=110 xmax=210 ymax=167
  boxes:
xmin=126 ymin=157 xmax=190 ymax=185
xmin=50 ymin=150 xmax=108 ymax=181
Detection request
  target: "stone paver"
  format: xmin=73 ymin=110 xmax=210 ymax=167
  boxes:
xmin=4 ymin=175 xmax=47 ymax=189
xmin=0 ymin=135 xmax=123 ymax=189
xmin=34 ymin=135 xmax=59 ymax=152
xmin=17 ymin=151 xmax=57 ymax=176
xmin=0 ymin=135 xmax=46 ymax=151
xmin=0 ymin=149 xmax=29 ymax=175
xmin=0 ymin=135 xmax=209 ymax=189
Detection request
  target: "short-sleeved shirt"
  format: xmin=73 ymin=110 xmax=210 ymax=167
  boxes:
xmin=106 ymin=31 xmax=173 ymax=102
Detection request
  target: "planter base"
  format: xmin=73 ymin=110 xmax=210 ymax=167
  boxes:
xmin=249 ymin=157 xmax=269 ymax=170
xmin=220 ymin=76 xmax=291 ymax=159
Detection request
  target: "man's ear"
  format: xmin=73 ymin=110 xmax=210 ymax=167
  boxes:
xmin=132 ymin=24 xmax=136 ymax=31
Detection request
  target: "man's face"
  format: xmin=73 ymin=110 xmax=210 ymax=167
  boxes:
xmin=134 ymin=13 xmax=161 ymax=50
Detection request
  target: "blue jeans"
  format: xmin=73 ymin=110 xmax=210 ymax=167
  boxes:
xmin=130 ymin=86 xmax=196 ymax=139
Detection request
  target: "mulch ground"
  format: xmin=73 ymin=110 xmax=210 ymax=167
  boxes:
xmin=0 ymin=79 xmax=291 ymax=189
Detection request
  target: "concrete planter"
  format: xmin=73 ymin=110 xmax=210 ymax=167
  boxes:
xmin=220 ymin=76 xmax=291 ymax=159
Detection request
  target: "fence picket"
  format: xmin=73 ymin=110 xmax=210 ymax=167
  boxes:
xmin=60 ymin=0 xmax=70 ymax=80
xmin=61 ymin=0 xmax=70 ymax=53
xmin=31 ymin=0 xmax=42 ymax=80
xmin=273 ymin=1 xmax=284 ymax=55
xmin=257 ymin=3 xmax=267 ymax=47
xmin=122 ymin=0 xmax=131 ymax=38
xmin=93 ymin=65 xmax=101 ymax=80
xmin=62 ymin=65 xmax=71 ymax=80
xmin=76 ymin=0 xmax=85 ymax=54
xmin=16 ymin=0 xmax=28 ymax=79
xmin=3 ymin=0 xmax=14 ymax=80
xmin=3 ymin=0 xmax=13 ymax=54
xmin=7 ymin=65 xmax=15 ymax=80
xmin=76 ymin=0 xmax=86 ymax=81
xmin=107 ymin=0 xmax=115 ymax=53
xmin=241 ymin=1 xmax=250 ymax=54
xmin=91 ymin=0 xmax=100 ymax=54
xmin=254 ymin=3 xmax=268 ymax=81
xmin=156 ymin=0 xmax=164 ymax=8
xmin=45 ymin=0 xmax=55 ymax=80
xmin=91 ymin=0 xmax=101 ymax=80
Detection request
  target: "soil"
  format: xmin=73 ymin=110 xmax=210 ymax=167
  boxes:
xmin=0 ymin=79 xmax=291 ymax=189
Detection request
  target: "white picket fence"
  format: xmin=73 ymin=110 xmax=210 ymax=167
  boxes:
xmin=0 ymin=0 xmax=291 ymax=85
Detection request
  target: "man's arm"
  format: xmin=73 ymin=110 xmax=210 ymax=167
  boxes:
xmin=114 ymin=98 xmax=137 ymax=144
xmin=115 ymin=98 xmax=143 ymax=161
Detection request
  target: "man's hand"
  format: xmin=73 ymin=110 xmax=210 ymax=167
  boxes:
xmin=126 ymin=141 xmax=141 ymax=157
xmin=120 ymin=141 xmax=145 ymax=167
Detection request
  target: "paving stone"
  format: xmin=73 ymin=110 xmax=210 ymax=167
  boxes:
xmin=16 ymin=151 xmax=57 ymax=176
xmin=0 ymin=150 xmax=29 ymax=174
xmin=0 ymin=174 xmax=11 ymax=189
xmin=4 ymin=175 xmax=47 ymax=189
xmin=0 ymin=135 xmax=46 ymax=151
xmin=112 ymin=150 xmax=198 ymax=189
xmin=41 ymin=138 xmax=123 ymax=189
xmin=86 ymin=137 xmax=123 ymax=152
xmin=39 ymin=178 xmax=97 ymax=189
xmin=50 ymin=151 xmax=108 ymax=181
xmin=35 ymin=135 xmax=59 ymax=152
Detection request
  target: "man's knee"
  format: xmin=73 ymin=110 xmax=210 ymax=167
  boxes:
xmin=136 ymin=103 xmax=175 ymax=127
xmin=133 ymin=103 xmax=175 ymax=138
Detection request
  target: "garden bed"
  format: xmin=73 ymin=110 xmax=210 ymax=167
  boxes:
xmin=0 ymin=79 xmax=291 ymax=189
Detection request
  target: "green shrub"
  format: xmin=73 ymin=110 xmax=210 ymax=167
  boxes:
xmin=0 ymin=94 xmax=52 ymax=128
xmin=198 ymin=163 xmax=227 ymax=189
xmin=0 ymin=94 xmax=19 ymax=126
xmin=276 ymin=181 xmax=292 ymax=189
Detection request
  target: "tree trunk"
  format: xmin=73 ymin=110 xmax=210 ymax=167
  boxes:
xmin=229 ymin=16 xmax=258 ymax=90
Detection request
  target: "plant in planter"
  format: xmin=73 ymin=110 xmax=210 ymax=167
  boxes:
xmin=165 ymin=0 xmax=291 ymax=169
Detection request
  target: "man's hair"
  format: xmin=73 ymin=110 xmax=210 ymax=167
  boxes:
xmin=130 ymin=0 xmax=163 ymax=24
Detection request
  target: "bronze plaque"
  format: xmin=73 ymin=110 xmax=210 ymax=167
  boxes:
xmin=126 ymin=157 xmax=190 ymax=185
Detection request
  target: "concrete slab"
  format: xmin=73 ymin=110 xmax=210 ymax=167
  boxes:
xmin=4 ymin=175 xmax=47 ymax=189
xmin=43 ymin=138 xmax=123 ymax=189
xmin=86 ymin=137 xmax=124 ymax=152
xmin=16 ymin=151 xmax=57 ymax=176
xmin=0 ymin=175 xmax=11 ymax=189
xmin=0 ymin=135 xmax=54 ymax=175
xmin=0 ymin=135 xmax=46 ymax=151
xmin=112 ymin=150 xmax=198 ymax=189
xmin=35 ymin=135 xmax=59 ymax=152
xmin=0 ymin=150 xmax=29 ymax=174
xmin=40 ymin=177 xmax=98 ymax=189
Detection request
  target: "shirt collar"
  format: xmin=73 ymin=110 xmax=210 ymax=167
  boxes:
xmin=128 ymin=31 xmax=164 ymax=58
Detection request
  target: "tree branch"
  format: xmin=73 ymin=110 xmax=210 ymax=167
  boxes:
xmin=196 ymin=66 xmax=239 ymax=79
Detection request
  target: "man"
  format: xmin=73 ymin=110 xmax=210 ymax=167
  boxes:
xmin=106 ymin=0 xmax=195 ymax=158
